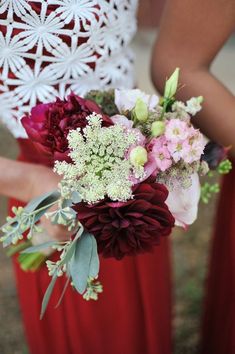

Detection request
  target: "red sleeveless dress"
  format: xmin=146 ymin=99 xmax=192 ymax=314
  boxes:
xmin=2 ymin=2 xmax=173 ymax=352
xmin=9 ymin=139 xmax=173 ymax=354
xmin=201 ymin=158 xmax=235 ymax=354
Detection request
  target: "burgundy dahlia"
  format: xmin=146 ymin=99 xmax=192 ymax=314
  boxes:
xmin=21 ymin=93 xmax=113 ymax=165
xmin=76 ymin=180 xmax=175 ymax=260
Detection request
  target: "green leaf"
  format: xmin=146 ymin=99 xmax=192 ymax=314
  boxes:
xmin=24 ymin=190 xmax=60 ymax=214
xmin=89 ymin=236 xmax=99 ymax=278
xmin=1 ymin=191 xmax=61 ymax=247
xmin=164 ymin=68 xmax=180 ymax=99
xmin=20 ymin=241 xmax=57 ymax=254
xmin=71 ymin=191 xmax=82 ymax=204
xmin=60 ymin=227 xmax=83 ymax=266
xmin=60 ymin=199 xmax=72 ymax=209
xmin=68 ymin=232 xmax=94 ymax=294
xmin=40 ymin=272 xmax=58 ymax=319
xmin=55 ymin=276 xmax=71 ymax=309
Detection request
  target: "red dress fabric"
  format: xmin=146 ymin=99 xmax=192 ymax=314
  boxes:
xmin=10 ymin=139 xmax=173 ymax=354
xmin=201 ymin=158 xmax=235 ymax=354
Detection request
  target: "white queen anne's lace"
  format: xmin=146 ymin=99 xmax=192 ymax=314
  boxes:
xmin=0 ymin=0 xmax=138 ymax=138
xmin=55 ymin=113 xmax=142 ymax=203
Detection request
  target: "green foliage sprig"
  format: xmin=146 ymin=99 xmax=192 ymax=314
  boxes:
xmin=200 ymin=159 xmax=232 ymax=204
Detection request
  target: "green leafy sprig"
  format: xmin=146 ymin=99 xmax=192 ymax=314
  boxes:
xmin=40 ymin=228 xmax=101 ymax=318
xmin=0 ymin=190 xmax=60 ymax=247
xmin=200 ymin=159 xmax=232 ymax=203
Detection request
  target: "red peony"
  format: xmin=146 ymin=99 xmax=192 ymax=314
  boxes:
xmin=21 ymin=93 xmax=113 ymax=165
xmin=76 ymin=180 xmax=175 ymax=260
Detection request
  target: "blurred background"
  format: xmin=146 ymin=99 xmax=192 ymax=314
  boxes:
xmin=1 ymin=2 xmax=235 ymax=353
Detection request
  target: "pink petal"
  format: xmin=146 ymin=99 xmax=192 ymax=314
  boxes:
xmin=111 ymin=115 xmax=133 ymax=129
xmin=165 ymin=173 xmax=200 ymax=228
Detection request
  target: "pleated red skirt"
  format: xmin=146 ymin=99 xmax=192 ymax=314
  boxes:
xmin=201 ymin=158 xmax=235 ymax=354
xmin=10 ymin=139 xmax=172 ymax=354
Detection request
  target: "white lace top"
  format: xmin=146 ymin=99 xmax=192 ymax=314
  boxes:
xmin=0 ymin=0 xmax=138 ymax=138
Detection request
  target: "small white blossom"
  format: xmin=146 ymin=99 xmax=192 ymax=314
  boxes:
xmin=171 ymin=101 xmax=190 ymax=121
xmin=185 ymin=97 xmax=203 ymax=116
xmin=115 ymin=89 xmax=159 ymax=112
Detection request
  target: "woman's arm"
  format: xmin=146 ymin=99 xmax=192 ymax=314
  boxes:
xmin=151 ymin=0 xmax=235 ymax=154
xmin=0 ymin=157 xmax=60 ymax=203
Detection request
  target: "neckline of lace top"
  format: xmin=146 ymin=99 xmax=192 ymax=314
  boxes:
xmin=0 ymin=0 xmax=138 ymax=138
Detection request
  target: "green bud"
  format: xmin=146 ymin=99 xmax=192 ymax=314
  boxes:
xmin=217 ymin=159 xmax=232 ymax=174
xmin=130 ymin=146 xmax=148 ymax=167
xmin=133 ymin=98 xmax=148 ymax=122
xmin=197 ymin=96 xmax=204 ymax=104
xmin=151 ymin=121 xmax=166 ymax=137
xmin=164 ymin=68 xmax=180 ymax=99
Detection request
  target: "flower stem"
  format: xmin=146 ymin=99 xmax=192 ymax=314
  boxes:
xmin=18 ymin=252 xmax=48 ymax=271
xmin=6 ymin=240 xmax=32 ymax=257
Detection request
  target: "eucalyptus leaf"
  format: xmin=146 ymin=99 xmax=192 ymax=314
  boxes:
xmin=1 ymin=220 xmax=27 ymax=247
xmin=68 ymin=232 xmax=94 ymax=294
xmin=61 ymin=198 xmax=73 ymax=208
xmin=60 ymin=227 xmax=84 ymax=266
xmin=71 ymin=191 xmax=82 ymax=204
xmin=61 ymin=239 xmax=77 ymax=265
xmin=49 ymin=207 xmax=76 ymax=226
xmin=1 ymin=190 xmax=61 ymax=246
xmin=55 ymin=276 xmax=71 ymax=309
xmin=21 ymin=241 xmax=57 ymax=254
xmin=24 ymin=190 xmax=60 ymax=214
xmin=89 ymin=236 xmax=100 ymax=278
xmin=40 ymin=272 xmax=58 ymax=319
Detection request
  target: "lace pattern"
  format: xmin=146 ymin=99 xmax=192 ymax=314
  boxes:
xmin=0 ymin=0 xmax=138 ymax=138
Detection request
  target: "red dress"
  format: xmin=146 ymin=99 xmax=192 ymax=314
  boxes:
xmin=201 ymin=158 xmax=235 ymax=354
xmin=9 ymin=139 xmax=173 ymax=354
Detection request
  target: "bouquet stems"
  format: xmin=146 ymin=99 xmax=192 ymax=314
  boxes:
xmin=7 ymin=241 xmax=49 ymax=271
xmin=18 ymin=252 xmax=48 ymax=271
xmin=6 ymin=240 xmax=32 ymax=257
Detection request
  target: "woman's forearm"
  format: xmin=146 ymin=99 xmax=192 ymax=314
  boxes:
xmin=0 ymin=157 xmax=57 ymax=203
xmin=0 ymin=157 xmax=36 ymax=202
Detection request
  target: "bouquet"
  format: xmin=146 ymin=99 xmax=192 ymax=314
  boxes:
xmin=0 ymin=69 xmax=231 ymax=317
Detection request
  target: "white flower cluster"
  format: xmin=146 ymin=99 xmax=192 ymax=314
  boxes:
xmin=46 ymin=241 xmax=72 ymax=277
xmin=83 ymin=277 xmax=103 ymax=301
xmin=55 ymin=113 xmax=142 ymax=203
xmin=172 ymin=96 xmax=203 ymax=119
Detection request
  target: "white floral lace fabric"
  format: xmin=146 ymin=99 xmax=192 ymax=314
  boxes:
xmin=0 ymin=0 xmax=138 ymax=138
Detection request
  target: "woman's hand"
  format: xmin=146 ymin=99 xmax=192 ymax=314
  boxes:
xmin=28 ymin=164 xmax=74 ymax=242
xmin=0 ymin=157 xmax=73 ymax=242
xmin=28 ymin=164 xmax=61 ymax=199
